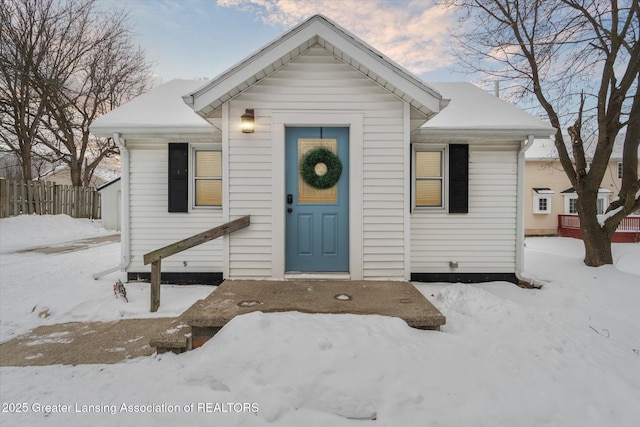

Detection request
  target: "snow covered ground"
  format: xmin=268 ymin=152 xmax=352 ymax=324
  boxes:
xmin=1 ymin=215 xmax=639 ymax=426
xmin=0 ymin=215 xmax=214 ymax=343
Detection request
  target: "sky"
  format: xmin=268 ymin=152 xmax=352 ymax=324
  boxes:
xmin=96 ymin=0 xmax=475 ymax=86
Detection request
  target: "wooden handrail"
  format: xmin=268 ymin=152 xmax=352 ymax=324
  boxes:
xmin=144 ymin=215 xmax=250 ymax=265
xmin=143 ymin=215 xmax=250 ymax=312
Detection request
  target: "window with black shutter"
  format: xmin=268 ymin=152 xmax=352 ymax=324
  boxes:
xmin=414 ymin=149 xmax=444 ymax=208
xmin=168 ymin=143 xmax=188 ymax=212
xmin=448 ymin=144 xmax=469 ymax=213
xmin=413 ymin=143 xmax=469 ymax=213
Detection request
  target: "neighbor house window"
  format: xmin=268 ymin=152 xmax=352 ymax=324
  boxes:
xmin=567 ymin=197 xmax=605 ymax=214
xmin=194 ymin=149 xmax=222 ymax=206
xmin=562 ymin=188 xmax=611 ymax=215
xmin=618 ymin=162 xmax=623 ymax=179
xmin=532 ymin=188 xmax=553 ymax=214
xmin=538 ymin=198 xmax=548 ymax=211
xmin=415 ymin=149 xmax=444 ymax=208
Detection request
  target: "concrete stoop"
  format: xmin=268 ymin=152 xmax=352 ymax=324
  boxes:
xmin=151 ymin=280 xmax=446 ymax=354
xmin=148 ymin=318 xmax=193 ymax=354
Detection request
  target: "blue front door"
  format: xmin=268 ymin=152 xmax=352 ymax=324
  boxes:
xmin=285 ymin=127 xmax=349 ymax=272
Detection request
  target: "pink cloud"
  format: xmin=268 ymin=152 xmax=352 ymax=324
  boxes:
xmin=217 ymin=0 xmax=455 ymax=74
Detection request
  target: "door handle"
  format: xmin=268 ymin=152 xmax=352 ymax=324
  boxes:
xmin=287 ymin=194 xmax=293 ymax=204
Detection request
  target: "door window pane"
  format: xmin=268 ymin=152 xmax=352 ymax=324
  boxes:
xmin=298 ymin=138 xmax=338 ymax=204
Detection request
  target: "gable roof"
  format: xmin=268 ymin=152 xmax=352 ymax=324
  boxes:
xmin=415 ymin=82 xmax=554 ymax=140
xmin=91 ymin=79 xmax=214 ymax=137
xmin=97 ymin=177 xmax=121 ymax=191
xmin=182 ymin=14 xmax=447 ymax=119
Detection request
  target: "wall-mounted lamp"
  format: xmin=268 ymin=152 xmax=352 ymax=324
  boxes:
xmin=241 ymin=109 xmax=255 ymax=133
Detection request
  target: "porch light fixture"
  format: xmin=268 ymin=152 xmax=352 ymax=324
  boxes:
xmin=241 ymin=109 xmax=255 ymax=133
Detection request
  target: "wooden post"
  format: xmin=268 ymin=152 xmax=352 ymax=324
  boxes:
xmin=24 ymin=181 xmax=29 ymax=214
xmin=47 ymin=182 xmax=54 ymax=214
xmin=0 ymin=179 xmax=6 ymax=218
xmin=13 ymin=180 xmax=19 ymax=216
xmin=92 ymin=191 xmax=100 ymax=219
xmin=33 ymin=181 xmax=42 ymax=214
xmin=142 ymin=215 xmax=250 ymax=312
xmin=54 ymin=183 xmax=59 ymax=214
xmin=150 ymin=260 xmax=161 ymax=312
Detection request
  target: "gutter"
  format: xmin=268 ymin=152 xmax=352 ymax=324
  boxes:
xmin=93 ymin=133 xmax=131 ymax=279
xmin=515 ymin=135 xmax=535 ymax=283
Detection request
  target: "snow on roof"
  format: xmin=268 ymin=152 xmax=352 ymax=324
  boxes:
xmin=561 ymin=187 xmax=613 ymax=194
xmin=525 ymin=138 xmax=560 ymax=160
xmin=92 ymin=80 xmax=557 ymax=140
xmin=526 ymin=134 xmax=636 ymax=160
xmin=90 ymin=79 xmax=214 ymax=137
xmin=533 ymin=188 xmax=554 ymax=194
xmin=418 ymin=82 xmax=554 ymax=138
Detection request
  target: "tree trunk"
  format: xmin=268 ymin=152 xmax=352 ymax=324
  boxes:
xmin=577 ymin=196 xmax=613 ymax=266
xmin=20 ymin=145 xmax=33 ymax=181
xmin=69 ymin=161 xmax=82 ymax=187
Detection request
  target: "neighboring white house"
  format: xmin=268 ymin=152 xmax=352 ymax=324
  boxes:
xmin=97 ymin=177 xmax=121 ymax=231
xmin=91 ymin=15 xmax=553 ymax=285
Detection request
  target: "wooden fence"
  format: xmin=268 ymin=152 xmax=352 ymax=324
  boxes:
xmin=0 ymin=179 xmax=100 ymax=219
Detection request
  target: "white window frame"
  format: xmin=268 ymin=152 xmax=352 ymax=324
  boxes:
xmin=563 ymin=192 xmax=610 ymax=215
xmin=191 ymin=144 xmax=222 ymax=210
xmin=532 ymin=188 xmax=553 ymax=214
xmin=412 ymin=144 xmax=447 ymax=210
xmin=617 ymin=162 xmax=623 ymax=179
xmin=533 ymin=195 xmax=551 ymax=214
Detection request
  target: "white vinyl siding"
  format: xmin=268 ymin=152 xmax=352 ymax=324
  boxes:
xmin=229 ymin=45 xmax=406 ymax=279
xmin=411 ymin=144 xmax=518 ymax=273
xmin=127 ymin=140 xmax=223 ymax=273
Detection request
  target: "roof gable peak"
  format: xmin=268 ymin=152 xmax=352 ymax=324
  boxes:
xmin=183 ymin=14 xmax=445 ymax=118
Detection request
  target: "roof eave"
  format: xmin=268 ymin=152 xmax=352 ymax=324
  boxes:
xmin=90 ymin=125 xmax=218 ymax=139
xmin=413 ymin=127 xmax=555 ymax=142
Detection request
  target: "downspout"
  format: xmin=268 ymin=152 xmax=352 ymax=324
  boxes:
xmin=515 ymin=135 xmax=535 ymax=283
xmin=93 ymin=133 xmax=131 ymax=279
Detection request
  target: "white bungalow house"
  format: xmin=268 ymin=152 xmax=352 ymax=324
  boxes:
xmin=91 ymin=15 xmax=553 ymax=285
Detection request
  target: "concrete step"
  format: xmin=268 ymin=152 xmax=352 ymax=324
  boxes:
xmin=149 ymin=318 xmax=192 ymax=354
xmin=175 ymin=280 xmax=446 ymax=349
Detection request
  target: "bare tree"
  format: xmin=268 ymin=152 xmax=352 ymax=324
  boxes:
xmin=443 ymin=0 xmax=639 ymax=266
xmin=0 ymin=0 xmax=151 ymax=186
xmin=0 ymin=0 xmax=69 ymax=180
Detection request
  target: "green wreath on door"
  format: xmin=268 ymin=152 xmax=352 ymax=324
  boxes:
xmin=300 ymin=148 xmax=343 ymax=189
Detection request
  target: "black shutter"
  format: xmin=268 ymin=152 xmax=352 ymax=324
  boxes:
xmin=449 ymin=144 xmax=468 ymax=213
xmin=168 ymin=143 xmax=188 ymax=212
